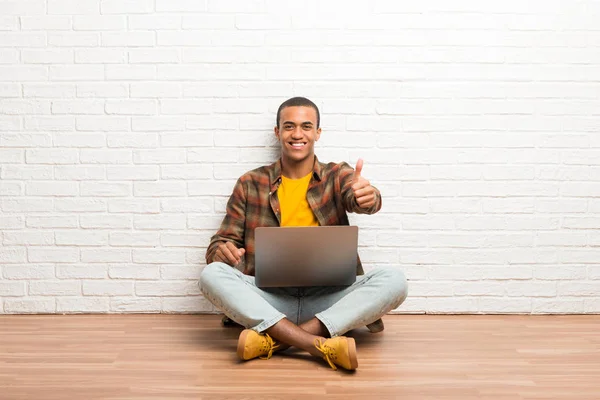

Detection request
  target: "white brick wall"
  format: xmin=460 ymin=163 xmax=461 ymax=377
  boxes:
xmin=1 ymin=0 xmax=600 ymax=314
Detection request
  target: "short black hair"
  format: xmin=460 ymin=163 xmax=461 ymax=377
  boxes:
xmin=276 ymin=97 xmax=320 ymax=129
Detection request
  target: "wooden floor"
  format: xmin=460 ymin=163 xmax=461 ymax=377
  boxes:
xmin=0 ymin=315 xmax=599 ymax=400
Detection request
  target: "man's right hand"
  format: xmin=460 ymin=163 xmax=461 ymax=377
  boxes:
xmin=214 ymin=241 xmax=245 ymax=266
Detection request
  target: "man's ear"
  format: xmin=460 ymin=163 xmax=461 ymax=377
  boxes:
xmin=274 ymin=126 xmax=280 ymax=140
xmin=315 ymin=127 xmax=322 ymax=141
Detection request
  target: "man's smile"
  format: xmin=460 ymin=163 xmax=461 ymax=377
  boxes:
xmin=289 ymin=142 xmax=307 ymax=149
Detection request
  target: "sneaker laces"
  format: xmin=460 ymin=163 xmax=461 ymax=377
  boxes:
xmin=314 ymin=338 xmax=337 ymax=370
xmin=259 ymin=333 xmax=280 ymax=360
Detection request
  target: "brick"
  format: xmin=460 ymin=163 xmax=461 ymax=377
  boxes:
xmin=188 ymin=148 xmax=238 ymax=163
xmin=161 ymin=165 xmax=213 ymax=180
xmin=54 ymin=132 xmax=103 ymax=148
xmin=0 ymin=281 xmax=25 ymax=297
xmin=532 ymin=299 xmax=584 ymax=314
xmin=52 ymin=100 xmax=105 ymax=115
xmin=29 ymin=280 xmax=80 ymax=296
xmin=22 ymin=49 xmax=73 ymax=64
xmin=80 ymin=149 xmax=132 ymax=164
xmin=133 ymin=148 xmax=186 ymax=163
xmin=101 ymin=0 xmax=153 ymax=14
xmin=2 ymin=199 xmax=54 ymax=212
xmin=80 ymin=182 xmax=130 ymax=197
xmin=0 ymin=149 xmax=24 ymax=163
xmin=106 ymin=65 xmax=156 ymax=81
xmin=108 ymin=199 xmax=160 ymax=214
xmin=49 ymin=65 xmax=104 ymax=81
xmin=133 ymin=249 xmax=186 ymax=264
xmin=0 ymin=49 xmax=19 ymax=64
xmin=54 ymin=198 xmax=106 ymax=212
xmin=57 ymin=297 xmax=109 ymax=313
xmin=0 ymin=216 xmax=25 ymax=229
xmin=3 ymin=265 xmax=55 ymax=279
xmin=135 ymin=280 xmax=200 ymax=296
xmin=0 ymin=248 xmax=27 ymax=263
xmin=83 ymin=280 xmax=133 ymax=296
xmin=107 ymin=133 xmax=158 ymax=148
xmin=132 ymin=117 xmax=184 ymax=132
xmin=109 ymin=265 xmax=160 ymax=279
xmin=105 ymin=100 xmax=157 ymax=115
xmin=80 ymin=215 xmax=132 ymax=229
xmin=0 ymin=32 xmax=46 ymax=47
xmin=48 ymin=0 xmax=100 ymax=14
xmin=558 ymin=281 xmax=600 ymax=296
xmin=3 ymin=232 xmax=53 ymax=246
xmin=160 ymin=99 xmax=212 ymax=115
xmin=110 ymin=297 xmax=161 ymax=312
xmin=160 ymin=133 xmax=213 ymax=147
xmin=27 ymin=216 xmax=78 ymax=228
xmin=128 ymin=16 xmax=181 ymax=30
xmin=106 ymin=165 xmax=159 ymax=181
xmin=131 ymin=82 xmax=182 ymax=98
xmin=0 ymin=181 xmax=21 ymax=196
xmin=76 ymin=116 xmax=129 ymax=131
xmin=156 ymin=0 xmax=207 ymax=12
xmin=187 ymin=181 xmax=237 ymax=196
xmin=0 ymin=99 xmax=50 ymax=115
xmin=24 ymin=84 xmax=76 ymax=98
xmin=73 ymin=16 xmax=126 ymax=31
xmin=24 ymin=116 xmax=74 ymax=131
xmin=133 ymin=214 xmax=186 ymax=230
xmin=160 ymin=265 xmax=203 ymax=280
xmin=133 ymin=181 xmax=186 ymax=197
xmin=4 ymin=298 xmax=55 ymax=314
xmin=161 ymin=233 xmax=210 ymax=248
xmin=47 ymin=32 xmax=100 ymax=47
xmin=28 ymin=247 xmax=79 ymax=263
xmin=56 ymin=265 xmax=107 ymax=279
xmin=478 ymin=298 xmax=532 ymax=314
xmin=160 ymin=198 xmax=212 ymax=213
xmin=129 ymin=49 xmax=180 ymax=64
xmin=101 ymin=32 xmax=155 ymax=46
xmin=54 ymin=165 xmax=105 ymax=180
xmin=77 ymin=83 xmax=128 ymax=98
xmin=55 ymin=231 xmax=108 ymax=246
xmin=21 ymin=16 xmax=71 ymax=30
xmin=426 ymin=297 xmax=479 ymax=314
xmin=26 ymin=181 xmax=78 ymax=196
xmin=0 ymin=116 xmax=20 ymax=130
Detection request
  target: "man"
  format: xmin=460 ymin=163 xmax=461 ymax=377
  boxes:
xmin=200 ymin=97 xmax=407 ymax=371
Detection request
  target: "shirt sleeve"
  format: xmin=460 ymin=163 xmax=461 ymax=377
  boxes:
xmin=205 ymin=177 xmax=247 ymax=264
xmin=339 ymin=162 xmax=382 ymax=215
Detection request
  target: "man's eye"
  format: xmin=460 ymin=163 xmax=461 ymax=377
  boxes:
xmin=284 ymin=125 xmax=293 ymax=130
xmin=303 ymin=125 xmax=312 ymax=130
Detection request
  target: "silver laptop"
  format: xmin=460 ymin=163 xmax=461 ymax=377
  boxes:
xmin=254 ymin=226 xmax=358 ymax=288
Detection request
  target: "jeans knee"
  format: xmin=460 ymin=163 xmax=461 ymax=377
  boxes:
xmin=199 ymin=262 xmax=229 ymax=294
xmin=379 ymin=268 xmax=408 ymax=306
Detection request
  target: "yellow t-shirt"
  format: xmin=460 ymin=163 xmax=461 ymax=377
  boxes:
xmin=278 ymin=172 xmax=319 ymax=227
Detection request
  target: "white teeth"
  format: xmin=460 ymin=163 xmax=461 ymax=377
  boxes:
xmin=291 ymin=143 xmax=305 ymax=147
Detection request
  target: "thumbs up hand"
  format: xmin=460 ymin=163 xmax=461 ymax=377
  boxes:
xmin=351 ymin=158 xmax=377 ymax=209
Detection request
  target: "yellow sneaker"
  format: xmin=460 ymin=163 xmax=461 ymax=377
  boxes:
xmin=237 ymin=329 xmax=280 ymax=361
xmin=314 ymin=336 xmax=358 ymax=371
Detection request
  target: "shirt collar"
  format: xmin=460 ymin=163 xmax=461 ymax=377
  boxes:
xmin=269 ymin=155 xmax=323 ymax=188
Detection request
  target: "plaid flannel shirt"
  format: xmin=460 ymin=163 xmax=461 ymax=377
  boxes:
xmin=205 ymin=156 xmax=382 ymax=276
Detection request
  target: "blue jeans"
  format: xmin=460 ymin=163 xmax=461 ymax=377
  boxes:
xmin=199 ymin=262 xmax=408 ymax=337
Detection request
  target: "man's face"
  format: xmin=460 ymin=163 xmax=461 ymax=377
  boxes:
xmin=274 ymin=106 xmax=321 ymax=163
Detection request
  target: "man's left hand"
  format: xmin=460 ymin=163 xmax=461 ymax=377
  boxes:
xmin=352 ymin=158 xmax=377 ymax=209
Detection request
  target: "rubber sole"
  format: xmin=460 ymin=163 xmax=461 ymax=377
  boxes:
xmin=237 ymin=329 xmax=251 ymax=360
xmin=346 ymin=337 xmax=359 ymax=370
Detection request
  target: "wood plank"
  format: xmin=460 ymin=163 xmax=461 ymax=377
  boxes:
xmin=0 ymin=315 xmax=599 ymax=399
